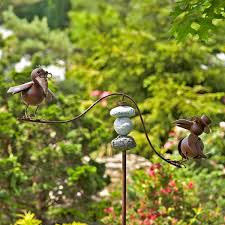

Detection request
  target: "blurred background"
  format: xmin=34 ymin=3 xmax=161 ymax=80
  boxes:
xmin=0 ymin=0 xmax=225 ymax=224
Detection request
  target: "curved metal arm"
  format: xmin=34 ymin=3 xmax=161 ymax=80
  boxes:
xmin=18 ymin=92 xmax=184 ymax=168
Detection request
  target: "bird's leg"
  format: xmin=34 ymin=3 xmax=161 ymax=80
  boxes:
xmin=33 ymin=105 xmax=39 ymax=117
xmin=24 ymin=104 xmax=29 ymax=118
xmin=180 ymin=158 xmax=188 ymax=164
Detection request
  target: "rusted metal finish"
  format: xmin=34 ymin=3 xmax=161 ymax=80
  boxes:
xmin=175 ymin=115 xmax=211 ymax=159
xmin=17 ymin=92 xmax=184 ymax=168
xmin=9 ymin=68 xmax=213 ymax=225
xmin=7 ymin=67 xmax=54 ymax=117
xmin=122 ymin=150 xmax=126 ymax=225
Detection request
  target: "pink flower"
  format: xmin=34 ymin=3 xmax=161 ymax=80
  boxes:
xmin=149 ymin=170 xmax=155 ymax=177
xmin=164 ymin=141 xmax=174 ymax=149
xmin=104 ymin=207 xmax=114 ymax=214
xmin=169 ymin=180 xmax=176 ymax=187
xmin=91 ymin=90 xmax=102 ymax=97
xmin=90 ymin=90 xmax=111 ymax=107
xmin=150 ymin=214 xmax=157 ymax=220
xmin=143 ymin=218 xmax=151 ymax=225
xmin=100 ymin=91 xmax=111 ymax=98
xmin=169 ymin=130 xmax=176 ymax=137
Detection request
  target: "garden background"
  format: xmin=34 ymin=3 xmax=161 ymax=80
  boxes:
xmin=0 ymin=0 xmax=225 ymax=224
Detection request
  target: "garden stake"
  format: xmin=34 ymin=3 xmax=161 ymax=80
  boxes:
xmin=12 ymin=81 xmax=211 ymax=224
xmin=110 ymin=104 xmax=136 ymax=225
xmin=122 ymin=151 xmax=126 ymax=225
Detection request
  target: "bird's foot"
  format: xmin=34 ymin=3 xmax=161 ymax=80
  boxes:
xmin=20 ymin=114 xmax=33 ymax=120
xmin=30 ymin=113 xmax=37 ymax=118
xmin=167 ymin=158 xmax=187 ymax=168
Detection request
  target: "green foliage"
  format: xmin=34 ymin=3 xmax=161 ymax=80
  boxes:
xmin=13 ymin=211 xmax=87 ymax=225
xmin=0 ymin=0 xmax=224 ymax=224
xmin=171 ymin=0 xmax=225 ymax=42
xmin=102 ymin=163 xmax=225 ymax=224
xmin=14 ymin=211 xmax=42 ymax=225
xmin=61 ymin=223 xmax=87 ymax=225
xmin=2 ymin=9 xmax=71 ymax=65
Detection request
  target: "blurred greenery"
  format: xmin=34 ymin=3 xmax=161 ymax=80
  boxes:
xmin=0 ymin=0 xmax=224 ymax=224
xmin=171 ymin=0 xmax=225 ymax=42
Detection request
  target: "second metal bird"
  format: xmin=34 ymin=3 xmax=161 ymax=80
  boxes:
xmin=175 ymin=115 xmax=212 ymax=160
xmin=7 ymin=67 xmax=55 ymax=118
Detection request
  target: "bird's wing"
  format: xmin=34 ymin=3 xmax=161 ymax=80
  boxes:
xmin=178 ymin=138 xmax=187 ymax=159
xmin=174 ymin=119 xmax=193 ymax=131
xmin=195 ymin=140 xmax=207 ymax=158
xmin=7 ymin=81 xmax=33 ymax=94
xmin=46 ymin=88 xmax=56 ymax=102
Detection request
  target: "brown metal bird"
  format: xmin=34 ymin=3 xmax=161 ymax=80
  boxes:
xmin=175 ymin=115 xmax=212 ymax=160
xmin=7 ymin=67 xmax=55 ymax=118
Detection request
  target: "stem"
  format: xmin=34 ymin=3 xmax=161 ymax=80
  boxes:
xmin=18 ymin=92 xmax=183 ymax=168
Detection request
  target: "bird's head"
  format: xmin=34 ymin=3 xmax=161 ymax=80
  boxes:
xmin=174 ymin=115 xmax=211 ymax=136
xmin=31 ymin=67 xmax=52 ymax=95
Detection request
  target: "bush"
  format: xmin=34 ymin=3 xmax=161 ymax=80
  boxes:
xmin=102 ymin=163 xmax=224 ymax=225
xmin=14 ymin=211 xmax=87 ymax=225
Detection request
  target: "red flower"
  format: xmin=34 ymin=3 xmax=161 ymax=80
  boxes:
xmin=149 ymin=163 xmax=161 ymax=171
xmin=169 ymin=180 xmax=176 ymax=187
xmin=143 ymin=218 xmax=151 ymax=225
xmin=187 ymin=181 xmax=194 ymax=189
xmin=154 ymin=163 xmax=161 ymax=169
xmin=160 ymin=187 xmax=172 ymax=194
xmin=149 ymin=169 xmax=155 ymax=177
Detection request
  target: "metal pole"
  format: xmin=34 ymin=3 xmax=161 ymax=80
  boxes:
xmin=122 ymin=150 xmax=126 ymax=225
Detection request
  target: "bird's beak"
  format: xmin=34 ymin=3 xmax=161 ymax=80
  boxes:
xmin=204 ymin=126 xmax=210 ymax=134
xmin=35 ymin=76 xmax=48 ymax=95
xmin=174 ymin=119 xmax=193 ymax=131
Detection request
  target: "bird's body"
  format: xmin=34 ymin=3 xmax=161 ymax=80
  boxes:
xmin=178 ymin=134 xmax=205 ymax=159
xmin=21 ymin=81 xmax=46 ymax=106
xmin=7 ymin=68 xmax=55 ymax=117
xmin=175 ymin=115 xmax=211 ymax=160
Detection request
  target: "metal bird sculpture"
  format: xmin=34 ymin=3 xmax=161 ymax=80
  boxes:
xmin=7 ymin=67 xmax=55 ymax=118
xmin=175 ymin=115 xmax=212 ymax=160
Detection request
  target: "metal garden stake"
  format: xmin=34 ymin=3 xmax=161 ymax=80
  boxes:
xmin=7 ymin=68 xmax=212 ymax=225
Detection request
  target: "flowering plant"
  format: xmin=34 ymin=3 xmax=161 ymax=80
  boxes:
xmin=102 ymin=163 xmax=224 ymax=224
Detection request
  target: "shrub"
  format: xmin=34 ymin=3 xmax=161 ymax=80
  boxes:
xmin=102 ymin=163 xmax=224 ymax=224
xmin=14 ymin=211 xmax=87 ymax=225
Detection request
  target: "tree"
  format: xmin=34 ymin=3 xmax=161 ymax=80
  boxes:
xmin=171 ymin=0 xmax=225 ymax=42
xmin=0 ymin=0 xmax=225 ymax=224
xmin=0 ymin=9 xmax=109 ymax=225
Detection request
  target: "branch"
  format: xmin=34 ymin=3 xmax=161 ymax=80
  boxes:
xmin=18 ymin=92 xmax=184 ymax=168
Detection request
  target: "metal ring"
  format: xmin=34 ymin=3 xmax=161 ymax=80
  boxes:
xmin=46 ymin=73 xmax=53 ymax=79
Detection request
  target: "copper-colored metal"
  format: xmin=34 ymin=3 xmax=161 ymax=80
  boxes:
xmin=122 ymin=151 xmax=126 ymax=225
xmin=17 ymin=92 xmax=185 ymax=167
xmin=14 ymin=88 xmax=212 ymax=224
xmin=175 ymin=115 xmax=211 ymax=159
xmin=7 ymin=68 xmax=55 ymax=117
